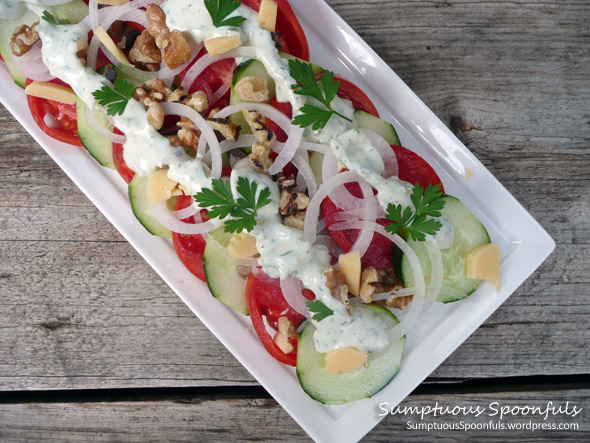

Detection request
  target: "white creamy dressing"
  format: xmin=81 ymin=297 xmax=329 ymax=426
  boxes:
xmin=26 ymin=0 xmax=452 ymax=355
xmin=0 ymin=0 xmax=25 ymax=20
xmin=164 ymin=0 xmax=302 ymax=109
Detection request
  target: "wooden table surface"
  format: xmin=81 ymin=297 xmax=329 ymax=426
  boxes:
xmin=1 ymin=0 xmax=589 ymax=440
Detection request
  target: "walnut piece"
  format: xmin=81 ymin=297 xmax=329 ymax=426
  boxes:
xmin=10 ymin=22 xmax=39 ymax=57
xmin=129 ymin=29 xmax=161 ymax=71
xmin=163 ymin=30 xmax=191 ymax=70
xmin=323 ymin=266 xmax=352 ymax=313
xmin=76 ymin=37 xmax=89 ymax=66
xmin=183 ymin=91 xmax=208 ymax=112
xmin=146 ymin=3 xmax=169 ymax=49
xmin=273 ymin=171 xmax=296 ymax=191
xmin=234 ymin=75 xmax=269 ymax=103
xmin=279 ymin=190 xmax=309 ymax=216
xmin=243 ymin=109 xmax=276 ymax=147
xmin=168 ymin=87 xmax=188 ymax=103
xmin=178 ymin=127 xmax=200 ymax=151
xmin=359 ymin=267 xmax=379 ymax=303
xmin=284 ymin=212 xmax=305 ymax=230
xmin=147 ymin=102 xmax=164 ymax=130
xmin=208 ymin=117 xmax=240 ymax=141
xmin=249 ymin=140 xmax=272 ymax=172
xmin=132 ymin=79 xmax=172 ymax=105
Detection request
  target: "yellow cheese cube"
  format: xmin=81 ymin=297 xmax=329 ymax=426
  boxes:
xmin=273 ymin=331 xmax=294 ymax=354
xmin=24 ymin=81 xmax=77 ymax=105
xmin=465 ymin=243 xmax=501 ymax=289
xmin=204 ymin=34 xmax=242 ymax=57
xmin=324 ymin=347 xmax=368 ymax=375
xmin=148 ymin=169 xmax=179 ymax=204
xmin=338 ymin=250 xmax=361 ymax=296
xmin=226 ymin=232 xmax=258 ymax=259
xmin=94 ymin=26 xmax=131 ymax=66
xmin=258 ymin=0 xmax=278 ymax=32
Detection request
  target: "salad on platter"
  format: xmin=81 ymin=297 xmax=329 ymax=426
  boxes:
xmin=0 ymin=0 xmax=501 ymax=405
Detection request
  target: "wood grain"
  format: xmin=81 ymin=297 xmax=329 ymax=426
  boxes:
xmin=0 ymin=0 xmax=589 ymax=440
xmin=0 ymin=389 xmax=587 ymax=440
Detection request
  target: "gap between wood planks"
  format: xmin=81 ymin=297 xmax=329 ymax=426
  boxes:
xmin=0 ymin=374 xmax=588 ymax=405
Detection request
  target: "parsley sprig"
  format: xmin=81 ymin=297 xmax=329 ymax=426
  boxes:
xmin=41 ymin=10 xmax=71 ymax=25
xmin=305 ymin=300 xmax=334 ymax=322
xmin=92 ymin=79 xmax=135 ymax=116
xmin=385 ymin=183 xmax=446 ymax=242
xmin=288 ymin=59 xmax=352 ymax=130
xmin=204 ymin=0 xmax=246 ymax=28
xmin=194 ymin=177 xmax=272 ymax=233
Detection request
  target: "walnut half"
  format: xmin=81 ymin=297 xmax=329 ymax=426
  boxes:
xmin=10 ymin=22 xmax=39 ymax=57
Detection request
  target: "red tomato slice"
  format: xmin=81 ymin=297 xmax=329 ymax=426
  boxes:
xmin=267 ymin=74 xmax=379 ymax=141
xmin=245 ymin=270 xmax=306 ymax=366
xmin=323 ymin=145 xmax=445 ymax=269
xmin=25 ymin=78 xmax=82 ymax=146
xmin=112 ymin=128 xmax=135 ymax=184
xmin=241 ymin=0 xmax=310 ymax=61
xmin=172 ymin=195 xmax=208 ymax=282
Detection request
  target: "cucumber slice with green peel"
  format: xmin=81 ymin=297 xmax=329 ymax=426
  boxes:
xmin=278 ymin=51 xmax=324 ymax=75
xmin=203 ymin=228 xmax=249 ymax=315
xmin=296 ymin=304 xmax=404 ymax=405
xmin=229 ymin=59 xmax=276 ymax=152
xmin=400 ymin=196 xmax=491 ymax=303
xmin=52 ymin=0 xmax=89 ymax=24
xmin=355 ymin=109 xmax=401 ymax=146
xmin=76 ymin=97 xmax=116 ymax=169
xmin=309 ymin=151 xmax=324 ymax=186
xmin=128 ymin=174 xmax=172 ymax=238
xmin=0 ymin=9 xmax=38 ymax=88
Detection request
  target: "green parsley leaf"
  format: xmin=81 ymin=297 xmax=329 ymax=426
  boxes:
xmin=288 ymin=59 xmax=352 ymax=130
xmin=41 ymin=10 xmax=71 ymax=25
xmin=385 ymin=183 xmax=446 ymax=242
xmin=204 ymin=0 xmax=247 ymax=28
xmin=91 ymin=78 xmax=135 ymax=116
xmin=194 ymin=176 xmax=272 ymax=234
xmin=305 ymin=300 xmax=334 ymax=322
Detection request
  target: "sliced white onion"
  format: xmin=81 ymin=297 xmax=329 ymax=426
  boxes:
xmin=85 ymin=106 xmax=127 ymax=144
xmin=348 ymin=181 xmax=377 ymax=258
xmin=300 ymin=142 xmax=327 ymax=154
xmin=180 ymin=47 xmax=257 ymax=91
xmin=12 ymin=43 xmax=54 ymax=81
xmin=215 ymin=102 xmax=291 ymax=132
xmin=88 ymin=0 xmax=99 ymax=30
xmin=304 ymin=171 xmax=363 ymax=244
xmin=268 ymin=125 xmax=303 ymax=176
xmin=160 ymin=102 xmax=222 ymax=178
xmin=331 ymin=205 xmax=385 ymax=220
xmin=315 ymin=234 xmax=343 ymax=257
xmin=220 ymin=134 xmax=256 ymax=153
xmin=280 ymin=276 xmax=310 ymax=319
xmin=362 ymin=129 xmax=399 ymax=178
xmin=209 ymin=74 xmax=232 ymax=104
xmin=149 ymin=200 xmax=219 ymax=234
xmin=422 ymin=239 xmax=443 ymax=312
xmin=173 ymin=201 xmax=199 ymax=220
xmin=320 ymin=150 xmax=366 ymax=211
xmin=374 ymin=224 xmax=426 ymax=341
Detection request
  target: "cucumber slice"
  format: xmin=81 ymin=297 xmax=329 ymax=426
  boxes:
xmin=400 ymin=196 xmax=491 ymax=303
xmin=128 ymin=174 xmax=172 ymax=238
xmin=0 ymin=9 xmax=38 ymax=88
xmin=203 ymin=228 xmax=249 ymax=315
xmin=278 ymin=52 xmax=324 ymax=75
xmin=76 ymin=96 xmax=115 ymax=169
xmin=355 ymin=109 xmax=401 ymax=146
xmin=296 ymin=305 xmax=405 ymax=405
xmin=229 ymin=59 xmax=277 ymax=147
xmin=53 ymin=0 xmax=89 ymax=24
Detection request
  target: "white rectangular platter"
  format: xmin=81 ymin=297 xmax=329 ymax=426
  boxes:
xmin=0 ymin=0 xmax=555 ymax=441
